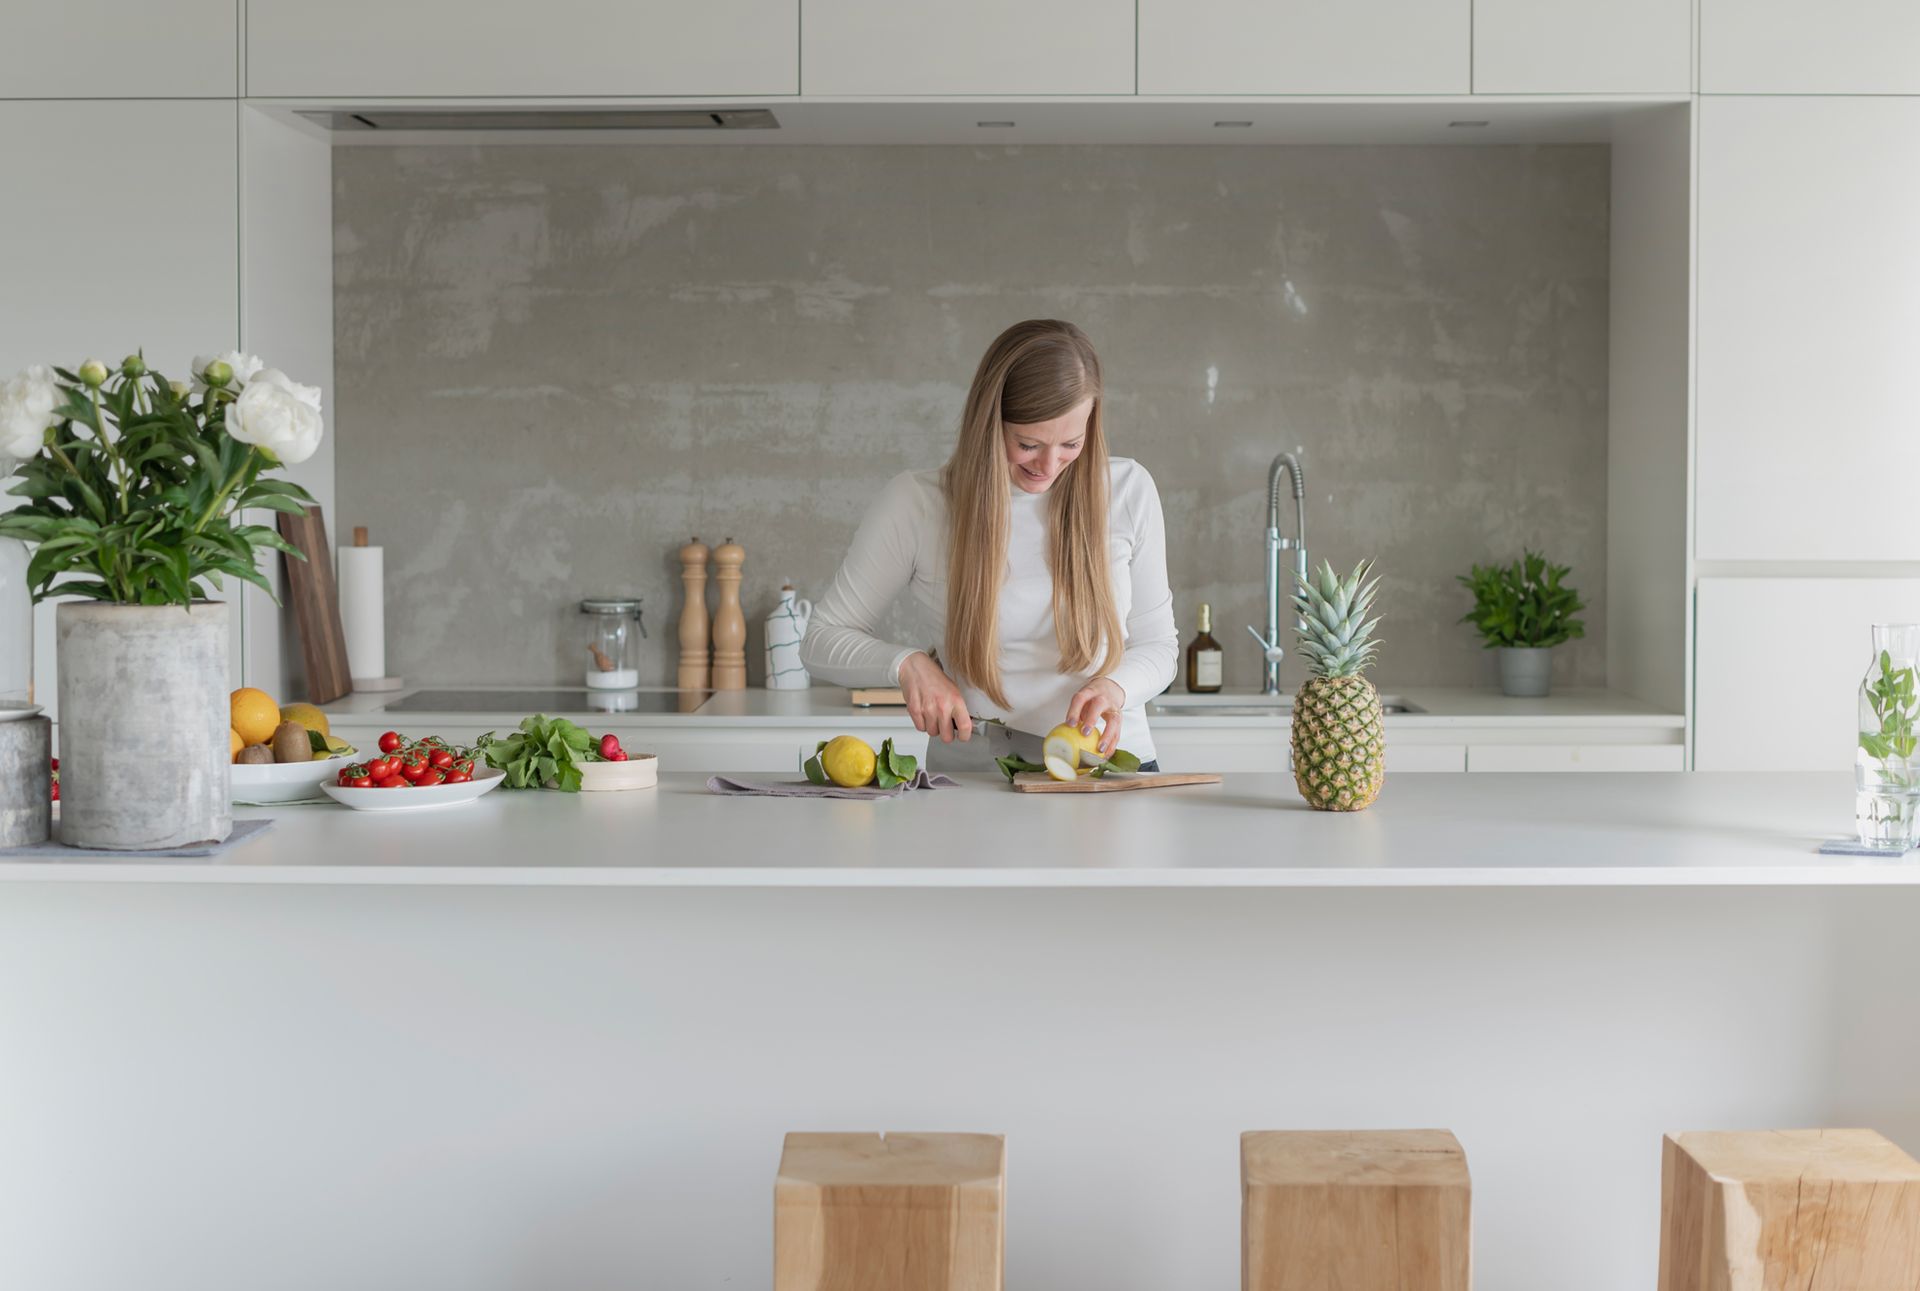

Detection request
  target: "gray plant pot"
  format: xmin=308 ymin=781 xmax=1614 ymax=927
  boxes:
xmin=56 ymin=602 xmax=231 ymax=850
xmin=1497 ymin=646 xmax=1555 ymax=698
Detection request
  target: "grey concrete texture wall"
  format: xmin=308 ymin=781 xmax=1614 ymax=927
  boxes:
xmin=333 ymin=144 xmax=1608 ymax=692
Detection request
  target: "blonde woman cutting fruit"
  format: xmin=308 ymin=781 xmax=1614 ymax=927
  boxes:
xmin=802 ymin=319 xmax=1179 ymax=774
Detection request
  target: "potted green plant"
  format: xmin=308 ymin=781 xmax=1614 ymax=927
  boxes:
xmin=1457 ymin=550 xmax=1586 ymax=698
xmin=0 ymin=352 xmax=322 ymax=849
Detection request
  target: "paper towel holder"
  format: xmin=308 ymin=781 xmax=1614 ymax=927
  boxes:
xmin=343 ymin=525 xmax=405 ymax=694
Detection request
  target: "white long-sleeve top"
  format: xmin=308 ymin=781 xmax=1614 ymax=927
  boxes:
xmin=801 ymin=458 xmax=1180 ymax=761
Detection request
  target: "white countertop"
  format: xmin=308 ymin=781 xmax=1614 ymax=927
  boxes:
xmin=321 ymin=684 xmax=1683 ymax=731
xmin=3 ymin=772 xmax=1906 ymax=888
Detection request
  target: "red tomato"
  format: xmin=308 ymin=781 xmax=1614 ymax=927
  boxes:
xmin=428 ymin=748 xmax=454 ymax=769
xmin=415 ymin=769 xmax=446 ymax=786
xmin=443 ymin=771 xmax=471 ymax=784
xmin=49 ymin=757 xmax=58 ymax=771
xmin=345 ymin=774 xmax=373 ymax=789
xmin=454 ymin=759 xmax=474 ymax=775
xmin=364 ymin=757 xmax=394 ymax=781
xmin=375 ymin=774 xmax=408 ymax=788
xmin=377 ymin=731 xmax=403 ymax=754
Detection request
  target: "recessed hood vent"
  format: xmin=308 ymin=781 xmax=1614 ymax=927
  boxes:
xmin=296 ymin=107 xmax=779 ymax=132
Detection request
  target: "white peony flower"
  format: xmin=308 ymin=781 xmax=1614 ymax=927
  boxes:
xmin=226 ymin=368 xmax=323 ymax=465
xmin=0 ymin=364 xmax=61 ymax=462
xmin=191 ymin=350 xmax=264 ymax=394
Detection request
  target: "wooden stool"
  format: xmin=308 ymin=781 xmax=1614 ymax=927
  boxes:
xmin=1241 ymin=1129 xmax=1471 ymax=1291
xmin=1659 ymin=1129 xmax=1920 ymax=1290
xmin=775 ymin=1131 xmax=1005 ymax=1291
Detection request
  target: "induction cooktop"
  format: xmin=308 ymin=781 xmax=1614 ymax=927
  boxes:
xmin=383 ymin=689 xmax=712 ymax=714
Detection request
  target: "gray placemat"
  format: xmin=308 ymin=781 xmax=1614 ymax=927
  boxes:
xmin=1818 ymin=836 xmax=1916 ymax=858
xmin=2 ymin=817 xmax=276 ymax=859
xmin=705 ymin=770 xmax=960 ymax=800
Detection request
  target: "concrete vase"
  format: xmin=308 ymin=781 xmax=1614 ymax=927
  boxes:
xmin=1497 ymin=646 xmax=1555 ymax=698
xmin=56 ymin=602 xmax=231 ymax=850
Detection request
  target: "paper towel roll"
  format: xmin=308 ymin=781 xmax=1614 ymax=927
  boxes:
xmin=336 ymin=544 xmax=385 ymax=682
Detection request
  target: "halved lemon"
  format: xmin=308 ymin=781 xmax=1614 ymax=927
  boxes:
xmin=1042 ymin=733 xmax=1084 ymax=782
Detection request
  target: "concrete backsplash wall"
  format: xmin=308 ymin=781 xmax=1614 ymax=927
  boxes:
xmin=333 ymin=144 xmax=1609 ymax=691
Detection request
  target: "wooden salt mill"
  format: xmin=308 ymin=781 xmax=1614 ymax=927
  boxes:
xmin=710 ymin=538 xmax=747 ymax=690
xmin=677 ymin=537 xmax=711 ymax=691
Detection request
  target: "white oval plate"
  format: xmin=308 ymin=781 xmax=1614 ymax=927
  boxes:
xmin=0 ymin=702 xmax=45 ymax=722
xmin=321 ymin=765 xmax=506 ymax=812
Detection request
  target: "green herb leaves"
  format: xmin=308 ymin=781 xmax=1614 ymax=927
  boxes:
xmin=874 ymin=738 xmax=918 ymax=789
xmin=1457 ymin=550 xmax=1586 ymax=650
xmin=476 ymin=714 xmax=599 ymax=792
xmin=1860 ymin=649 xmax=1919 ymax=765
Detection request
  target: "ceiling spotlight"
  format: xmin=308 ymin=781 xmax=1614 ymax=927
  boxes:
xmin=1448 ymin=120 xmax=1490 ymax=129
xmin=977 ymin=121 xmax=1016 ymax=128
xmin=1214 ymin=121 xmax=1254 ymax=128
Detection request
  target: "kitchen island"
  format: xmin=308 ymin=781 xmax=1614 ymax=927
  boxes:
xmin=2 ymin=774 xmax=1913 ymax=1291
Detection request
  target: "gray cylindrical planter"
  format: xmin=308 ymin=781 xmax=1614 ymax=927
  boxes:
xmin=1497 ymin=646 xmax=1555 ymax=698
xmin=0 ymin=715 xmax=52 ymax=848
xmin=57 ymin=602 xmax=231 ymax=850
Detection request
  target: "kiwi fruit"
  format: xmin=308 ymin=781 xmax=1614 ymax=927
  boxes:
xmin=270 ymin=720 xmax=312 ymax=764
xmin=236 ymin=744 xmax=275 ymax=766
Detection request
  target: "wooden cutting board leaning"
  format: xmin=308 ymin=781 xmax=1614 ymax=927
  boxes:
xmin=1010 ymin=772 xmax=1223 ymax=793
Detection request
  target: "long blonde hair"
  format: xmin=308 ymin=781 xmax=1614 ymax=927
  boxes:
xmin=941 ymin=319 xmax=1122 ymax=710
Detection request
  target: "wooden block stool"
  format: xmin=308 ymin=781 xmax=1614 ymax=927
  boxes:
xmin=1659 ymin=1129 xmax=1920 ymax=1290
xmin=1241 ymin=1129 xmax=1471 ymax=1291
xmin=775 ymin=1131 xmax=1005 ymax=1291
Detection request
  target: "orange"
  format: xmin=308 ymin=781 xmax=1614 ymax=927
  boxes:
xmin=230 ymin=728 xmax=244 ymax=761
xmin=229 ymin=687 xmax=280 ymax=747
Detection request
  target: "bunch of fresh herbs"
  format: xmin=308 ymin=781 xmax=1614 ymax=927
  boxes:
xmin=1859 ymin=649 xmax=1919 ymax=773
xmin=475 ymin=714 xmax=603 ymax=792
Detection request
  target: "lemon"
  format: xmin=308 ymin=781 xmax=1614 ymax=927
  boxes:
xmin=229 ymin=687 xmax=280 ymax=748
xmin=279 ymin=702 xmax=330 ymax=739
xmin=230 ymin=727 xmax=244 ymax=761
xmin=820 ymin=735 xmax=878 ymax=788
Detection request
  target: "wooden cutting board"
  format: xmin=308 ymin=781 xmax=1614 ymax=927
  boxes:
xmin=276 ymin=504 xmax=353 ymax=705
xmin=1011 ymin=771 xmax=1223 ymax=793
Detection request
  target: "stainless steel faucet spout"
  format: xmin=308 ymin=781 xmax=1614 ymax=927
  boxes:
xmin=1258 ymin=452 xmax=1308 ymax=695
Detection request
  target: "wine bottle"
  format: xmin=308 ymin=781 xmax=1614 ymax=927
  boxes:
xmin=1185 ymin=603 xmax=1223 ymax=693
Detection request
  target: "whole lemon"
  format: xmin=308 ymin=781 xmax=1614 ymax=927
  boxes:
xmin=229 ymin=687 xmax=280 ymax=748
xmin=820 ymin=735 xmax=878 ymax=788
xmin=279 ymin=702 xmax=330 ymax=739
xmin=230 ymin=727 xmax=244 ymax=761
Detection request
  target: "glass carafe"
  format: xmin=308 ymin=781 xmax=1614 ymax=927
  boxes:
xmin=0 ymin=537 xmax=29 ymax=708
xmin=1855 ymin=623 xmax=1920 ymax=851
xmin=580 ymin=598 xmax=644 ymax=691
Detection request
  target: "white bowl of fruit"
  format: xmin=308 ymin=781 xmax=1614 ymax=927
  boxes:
xmin=229 ymin=690 xmax=358 ymax=804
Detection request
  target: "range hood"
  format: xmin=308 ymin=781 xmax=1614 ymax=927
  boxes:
xmin=295 ymin=107 xmax=779 ymax=132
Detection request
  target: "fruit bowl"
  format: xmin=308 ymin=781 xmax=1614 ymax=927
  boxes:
xmin=321 ymin=765 xmax=506 ymax=812
xmin=577 ymin=754 xmax=657 ymax=792
xmin=232 ymin=755 xmax=356 ymax=805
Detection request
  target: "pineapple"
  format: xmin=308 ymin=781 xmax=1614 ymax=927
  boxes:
xmin=1289 ymin=559 xmax=1385 ymax=812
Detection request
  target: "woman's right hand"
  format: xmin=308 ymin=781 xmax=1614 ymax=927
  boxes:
xmin=898 ymin=651 xmax=973 ymax=744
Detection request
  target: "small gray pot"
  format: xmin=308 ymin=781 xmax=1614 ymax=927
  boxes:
xmin=56 ymin=601 xmax=231 ymax=850
xmin=1497 ymin=646 xmax=1555 ymax=698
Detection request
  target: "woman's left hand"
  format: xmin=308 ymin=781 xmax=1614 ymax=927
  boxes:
xmin=1064 ymin=677 xmax=1127 ymax=758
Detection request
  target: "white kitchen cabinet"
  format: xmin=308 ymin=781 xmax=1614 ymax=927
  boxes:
xmin=0 ymin=0 xmax=236 ymax=97
xmin=0 ymin=101 xmax=242 ymax=722
xmin=246 ymin=0 xmax=797 ymax=97
xmin=1138 ymin=0 xmax=1468 ymax=94
xmin=803 ymin=0 xmax=1132 ymax=95
xmin=1465 ymin=744 xmax=1685 ymax=772
xmin=1701 ymin=0 xmax=1920 ymax=93
xmin=1473 ymin=0 xmax=1690 ymax=93
xmin=1696 ymin=97 xmax=1920 ymax=563
xmin=1696 ymin=578 xmax=1920 ymax=772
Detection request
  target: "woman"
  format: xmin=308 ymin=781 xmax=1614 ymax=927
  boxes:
xmin=802 ymin=319 xmax=1178 ymax=773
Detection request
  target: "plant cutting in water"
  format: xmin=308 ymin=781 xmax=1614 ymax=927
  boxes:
xmin=1858 ymin=649 xmax=1918 ymax=783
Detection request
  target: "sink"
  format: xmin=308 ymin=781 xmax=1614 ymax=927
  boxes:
xmin=1148 ymin=694 xmax=1421 ymax=717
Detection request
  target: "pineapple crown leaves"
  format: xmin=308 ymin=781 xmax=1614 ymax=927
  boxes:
xmin=1292 ymin=558 xmax=1382 ymax=679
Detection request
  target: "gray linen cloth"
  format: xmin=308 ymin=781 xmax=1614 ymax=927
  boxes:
xmin=704 ymin=770 xmax=961 ymax=799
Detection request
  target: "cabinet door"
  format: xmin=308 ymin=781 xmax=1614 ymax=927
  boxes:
xmin=1702 ymin=0 xmax=1920 ymax=93
xmin=804 ymin=0 xmax=1132 ymax=95
xmin=1696 ymin=578 xmax=1920 ymax=772
xmin=1697 ymin=98 xmax=1920 ymax=562
xmin=247 ymin=0 xmax=798 ymax=96
xmin=1139 ymin=0 xmax=1467 ymax=94
xmin=0 ymin=0 xmax=235 ymax=96
xmin=1466 ymin=744 xmax=1684 ymax=772
xmin=1474 ymin=0 xmax=1690 ymax=93
xmin=0 ymin=101 xmax=241 ymax=721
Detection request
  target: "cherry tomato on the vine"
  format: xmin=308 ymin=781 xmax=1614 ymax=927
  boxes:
xmin=377 ymin=731 xmax=403 ymax=754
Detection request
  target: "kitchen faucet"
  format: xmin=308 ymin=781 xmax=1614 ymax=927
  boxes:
xmin=1247 ymin=452 xmax=1306 ymax=695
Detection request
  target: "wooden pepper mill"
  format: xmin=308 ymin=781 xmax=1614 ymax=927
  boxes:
xmin=710 ymin=538 xmax=747 ymax=690
xmin=677 ymin=537 xmax=711 ymax=691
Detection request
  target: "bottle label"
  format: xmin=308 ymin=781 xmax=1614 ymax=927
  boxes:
xmin=1196 ymin=651 xmax=1222 ymax=688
